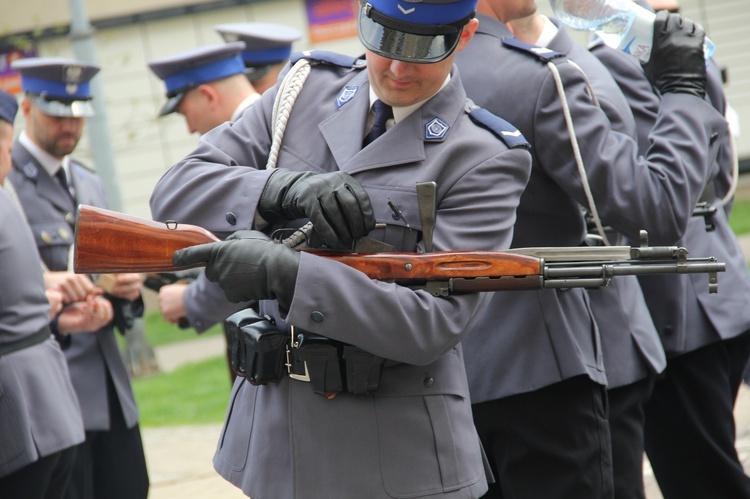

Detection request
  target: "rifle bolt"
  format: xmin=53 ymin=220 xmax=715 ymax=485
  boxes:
xmin=404 ymin=264 xmax=413 ymax=272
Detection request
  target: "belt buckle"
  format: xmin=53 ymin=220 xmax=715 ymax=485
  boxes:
xmin=286 ymin=325 xmax=310 ymax=382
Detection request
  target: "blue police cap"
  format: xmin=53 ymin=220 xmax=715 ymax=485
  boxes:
xmin=214 ymin=23 xmax=301 ymax=79
xmin=147 ymin=42 xmax=246 ymax=116
xmin=0 ymin=90 xmax=18 ymax=125
xmin=358 ymin=0 xmax=478 ymax=63
xmin=11 ymin=57 xmax=100 ymax=117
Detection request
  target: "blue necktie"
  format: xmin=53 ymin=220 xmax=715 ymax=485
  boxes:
xmin=55 ymin=168 xmax=76 ymax=206
xmin=363 ymin=100 xmax=393 ymax=147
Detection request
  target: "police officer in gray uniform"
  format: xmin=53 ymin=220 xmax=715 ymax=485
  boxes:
xmin=0 ymin=89 xmax=83 ymax=499
xmin=507 ymin=11 xmax=666 ymax=498
xmin=148 ymin=43 xmax=265 ymax=382
xmin=150 ymin=0 xmax=533 ymax=496
xmin=591 ymin=2 xmax=750 ymax=496
xmin=9 ymin=58 xmax=149 ymax=499
xmin=454 ymin=0 xmax=724 ymax=496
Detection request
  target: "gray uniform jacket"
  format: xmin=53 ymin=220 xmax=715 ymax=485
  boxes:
xmin=454 ymin=15 xmax=727 ymax=402
xmin=182 ymin=273 xmax=246 ymax=332
xmin=150 ymin=53 xmax=532 ymax=499
xmin=591 ymin=40 xmax=750 ymax=356
xmin=9 ymin=143 xmax=139 ymax=430
xmin=0 ymin=190 xmax=85 ymax=478
xmin=549 ymin=23 xmax=666 ymax=388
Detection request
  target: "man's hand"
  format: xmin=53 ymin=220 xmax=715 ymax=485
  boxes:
xmin=44 ymin=271 xmax=100 ymax=303
xmin=57 ymin=296 xmax=114 ymax=334
xmin=103 ymin=273 xmax=143 ymax=302
xmin=258 ymin=169 xmax=376 ymax=248
xmin=158 ymin=282 xmax=189 ymax=324
xmin=173 ymin=230 xmax=300 ymax=310
xmin=644 ymin=10 xmax=706 ymax=98
xmin=46 ymin=289 xmax=64 ymax=319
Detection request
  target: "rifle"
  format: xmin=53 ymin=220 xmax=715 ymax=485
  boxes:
xmin=74 ymin=205 xmax=725 ymax=296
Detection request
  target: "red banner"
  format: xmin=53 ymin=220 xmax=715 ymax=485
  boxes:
xmin=0 ymin=47 xmax=38 ymax=95
xmin=305 ymin=0 xmax=358 ymax=43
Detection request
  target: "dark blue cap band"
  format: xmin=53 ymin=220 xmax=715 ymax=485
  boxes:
xmin=163 ymin=55 xmax=245 ymax=95
xmin=241 ymin=46 xmax=293 ymax=65
xmin=21 ymin=76 xmax=91 ymax=100
xmin=367 ymin=0 xmax=477 ymax=26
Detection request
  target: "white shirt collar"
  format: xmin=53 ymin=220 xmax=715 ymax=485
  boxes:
xmin=534 ymin=14 xmax=559 ymax=48
xmin=368 ymin=74 xmax=451 ymax=126
xmin=19 ymin=130 xmax=70 ymax=178
xmin=231 ymin=93 xmax=262 ymax=122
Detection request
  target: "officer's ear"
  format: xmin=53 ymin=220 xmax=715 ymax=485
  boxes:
xmin=20 ymin=95 xmax=33 ymax=118
xmin=456 ymin=17 xmax=479 ymax=52
xmin=195 ymin=84 xmax=220 ymax=106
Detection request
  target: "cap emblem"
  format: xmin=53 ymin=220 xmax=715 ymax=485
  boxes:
xmin=398 ymin=4 xmax=416 ymax=14
xmin=63 ymin=65 xmax=83 ymax=95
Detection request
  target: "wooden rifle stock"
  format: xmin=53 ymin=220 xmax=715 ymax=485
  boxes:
xmin=74 ymin=205 xmax=219 ymax=273
xmin=74 ymin=205 xmax=725 ymax=295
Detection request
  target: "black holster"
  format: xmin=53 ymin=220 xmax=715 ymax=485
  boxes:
xmin=225 ymin=309 xmax=286 ymax=385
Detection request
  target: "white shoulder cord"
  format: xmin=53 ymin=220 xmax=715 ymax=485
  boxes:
xmin=546 ymin=59 xmax=611 ymax=245
xmin=721 ymin=132 xmax=739 ymax=206
xmin=4 ymin=178 xmax=51 ymax=272
xmin=263 ymin=58 xmax=316 ymax=248
xmin=266 ymin=58 xmax=312 ymax=171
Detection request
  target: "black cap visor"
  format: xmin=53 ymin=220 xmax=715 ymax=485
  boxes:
xmin=159 ymin=91 xmax=186 ymax=117
xmin=358 ymin=5 xmax=471 ymax=63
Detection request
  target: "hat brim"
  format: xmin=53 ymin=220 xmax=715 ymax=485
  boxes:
xmin=357 ymin=7 xmax=461 ymax=63
xmin=244 ymin=65 xmax=273 ymax=82
xmin=158 ymin=92 xmax=186 ymax=117
xmin=33 ymin=95 xmax=94 ymax=118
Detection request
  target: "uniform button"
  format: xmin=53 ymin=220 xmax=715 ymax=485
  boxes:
xmin=663 ymin=325 xmax=673 ymax=336
xmin=311 ymin=311 xmax=325 ymax=323
xmin=423 ymin=376 xmax=434 ymax=388
xmin=225 ymin=212 xmax=237 ymax=225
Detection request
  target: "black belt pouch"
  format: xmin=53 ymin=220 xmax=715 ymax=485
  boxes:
xmin=225 ymin=309 xmax=286 ymax=385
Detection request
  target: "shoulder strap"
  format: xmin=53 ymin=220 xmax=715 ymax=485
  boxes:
xmin=467 ymin=106 xmax=530 ymax=150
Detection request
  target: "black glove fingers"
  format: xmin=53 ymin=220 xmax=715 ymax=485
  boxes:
xmin=315 ymin=193 xmax=352 ymax=245
xmin=172 ymin=242 xmax=217 ymax=267
xmin=343 ymin=183 xmax=376 ymax=234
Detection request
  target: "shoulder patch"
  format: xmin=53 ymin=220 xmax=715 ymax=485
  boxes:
xmin=467 ymin=106 xmax=529 ymax=150
xmin=71 ymin=158 xmax=95 ymax=173
xmin=502 ymin=37 xmax=566 ymax=62
xmin=291 ymin=50 xmax=366 ymax=69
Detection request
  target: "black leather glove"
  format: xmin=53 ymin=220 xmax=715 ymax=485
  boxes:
xmin=643 ymin=10 xmax=706 ymax=98
xmin=173 ymin=230 xmax=300 ymax=311
xmin=258 ymin=169 xmax=376 ymax=247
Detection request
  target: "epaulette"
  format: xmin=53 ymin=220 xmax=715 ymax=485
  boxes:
xmin=467 ymin=104 xmax=530 ymax=150
xmin=290 ymin=50 xmax=366 ymax=69
xmin=502 ymin=37 xmax=566 ymax=62
xmin=71 ymin=158 xmax=96 ymax=173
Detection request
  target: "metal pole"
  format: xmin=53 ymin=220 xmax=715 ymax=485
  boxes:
xmin=67 ymin=0 xmax=122 ymax=211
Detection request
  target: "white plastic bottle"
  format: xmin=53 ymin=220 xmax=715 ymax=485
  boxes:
xmin=549 ymin=0 xmax=715 ymax=63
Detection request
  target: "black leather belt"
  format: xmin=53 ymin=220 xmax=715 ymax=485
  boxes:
xmin=225 ymin=309 xmax=395 ymax=398
xmin=0 ymin=325 xmax=52 ymax=357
